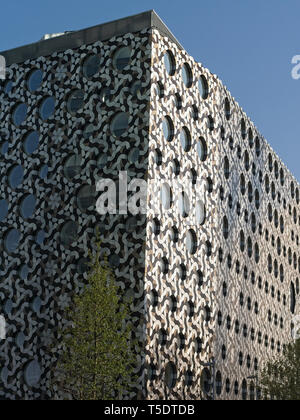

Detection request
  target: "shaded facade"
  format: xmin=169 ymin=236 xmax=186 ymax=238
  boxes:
xmin=0 ymin=10 xmax=299 ymax=400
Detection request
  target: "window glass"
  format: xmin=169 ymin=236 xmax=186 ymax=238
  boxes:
xmin=0 ymin=199 xmax=8 ymax=222
xmin=198 ymin=75 xmax=209 ymax=99
xmin=180 ymin=127 xmax=191 ymax=152
xmin=64 ymin=154 xmax=82 ymax=180
xmin=60 ymin=221 xmax=78 ymax=247
xmin=40 ymin=96 xmax=55 ymax=120
xmin=12 ymin=103 xmax=27 ymax=126
xmin=27 ymin=69 xmax=43 ymax=92
xmin=111 ymin=112 xmax=129 ymax=137
xmin=77 ymin=185 xmax=96 ymax=211
xmin=5 ymin=229 xmax=21 ymax=253
xmin=8 ymin=165 xmax=24 ymax=189
xmin=112 ymin=46 xmax=132 ymax=70
xmin=82 ymin=55 xmax=100 ymax=78
xmin=20 ymin=194 xmax=36 ymax=219
xmin=23 ymin=131 xmax=39 ymax=155
xmin=164 ymin=50 xmax=176 ymax=75
xmin=182 ymin=63 xmax=192 ymax=87
xmin=67 ymin=90 xmax=84 ymax=115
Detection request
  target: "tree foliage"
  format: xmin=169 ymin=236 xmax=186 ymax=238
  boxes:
xmin=260 ymin=339 xmax=300 ymax=400
xmin=52 ymin=243 xmax=136 ymax=400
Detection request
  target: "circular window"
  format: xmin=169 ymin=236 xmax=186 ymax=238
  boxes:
xmin=39 ymin=165 xmax=48 ymax=179
xmin=64 ymin=154 xmax=82 ymax=180
xmin=128 ymin=147 xmax=140 ymax=163
xmin=67 ymin=89 xmax=84 ymax=115
xmin=186 ymin=229 xmax=197 ymax=254
xmin=97 ymin=153 xmax=108 ymax=169
xmin=182 ymin=63 xmax=193 ymax=88
xmin=160 ymin=183 xmax=172 ymax=210
xmin=5 ymin=228 xmax=21 ymax=254
xmin=225 ymin=98 xmax=231 ymax=120
xmin=82 ymin=123 xmax=95 ymax=139
xmin=154 ymin=149 xmax=162 ymax=166
xmin=99 ymin=87 xmax=111 ymax=103
xmin=180 ymin=127 xmax=191 ymax=152
xmin=162 ymin=116 xmax=174 ymax=142
xmin=197 ymin=137 xmax=207 ymax=161
xmin=40 ymin=96 xmax=55 ymax=120
xmin=27 ymin=69 xmax=43 ymax=92
xmin=164 ymin=50 xmax=176 ymax=75
xmin=198 ymin=75 xmax=209 ymax=99
xmin=8 ymin=165 xmax=24 ymax=189
xmin=0 ymin=141 xmax=9 ymax=156
xmin=82 ymin=55 xmax=100 ymax=78
xmin=196 ymin=200 xmax=206 ymax=225
xmin=179 ymin=191 xmax=190 ymax=217
xmin=0 ymin=199 xmax=8 ymax=222
xmin=24 ymin=360 xmax=42 ymax=388
xmin=23 ymin=131 xmax=39 ymax=155
xmin=60 ymin=221 xmax=78 ymax=247
xmin=165 ymin=362 xmax=177 ymax=389
xmin=201 ymin=368 xmax=211 ymax=394
xmin=20 ymin=194 xmax=36 ymax=219
xmin=4 ymin=80 xmax=13 ymax=95
xmin=77 ymin=185 xmax=96 ymax=211
xmin=130 ymin=80 xmax=143 ymax=98
xmin=112 ymin=46 xmax=132 ymax=70
xmin=111 ymin=112 xmax=129 ymax=137
xmin=19 ymin=264 xmax=29 ymax=280
xmin=12 ymin=103 xmax=27 ymax=127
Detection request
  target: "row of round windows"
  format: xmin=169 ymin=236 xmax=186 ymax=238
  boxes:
xmin=163 ymin=50 xmax=209 ymax=98
xmin=2 ymin=46 xmax=134 ymax=96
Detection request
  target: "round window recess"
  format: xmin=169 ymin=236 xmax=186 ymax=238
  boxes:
xmin=165 ymin=362 xmax=177 ymax=389
xmin=39 ymin=165 xmax=48 ymax=179
xmin=180 ymin=127 xmax=191 ymax=152
xmin=60 ymin=221 xmax=78 ymax=247
xmin=24 ymin=360 xmax=42 ymax=388
xmin=27 ymin=69 xmax=43 ymax=92
xmin=8 ymin=165 xmax=24 ymax=189
xmin=67 ymin=89 xmax=85 ymax=115
xmin=23 ymin=131 xmax=39 ymax=155
xmin=39 ymin=96 xmax=55 ymax=120
xmin=182 ymin=63 xmax=193 ymax=88
xmin=77 ymin=258 xmax=89 ymax=275
xmin=109 ymin=253 xmax=120 ymax=268
xmin=130 ymin=80 xmax=143 ymax=98
xmin=64 ymin=154 xmax=82 ymax=180
xmin=82 ymin=54 xmax=100 ymax=78
xmin=77 ymin=185 xmax=96 ymax=212
xmin=201 ymin=368 xmax=212 ymax=394
xmin=112 ymin=46 xmax=132 ymax=70
xmin=83 ymin=123 xmax=95 ymax=140
xmin=4 ymin=80 xmax=13 ymax=95
xmin=198 ymin=75 xmax=209 ymax=99
xmin=154 ymin=149 xmax=162 ymax=166
xmin=196 ymin=201 xmax=206 ymax=225
xmin=125 ymin=216 xmax=137 ymax=233
xmin=162 ymin=116 xmax=174 ymax=142
xmin=111 ymin=112 xmax=129 ymax=138
xmin=160 ymin=183 xmax=172 ymax=210
xmin=32 ymin=297 xmax=42 ymax=313
xmin=19 ymin=264 xmax=29 ymax=280
xmin=16 ymin=332 xmax=26 ymax=348
xmin=186 ymin=229 xmax=197 ymax=254
xmin=0 ymin=199 xmax=8 ymax=222
xmin=197 ymin=137 xmax=207 ymax=161
xmin=20 ymin=194 xmax=36 ymax=219
xmin=97 ymin=153 xmax=108 ymax=170
xmin=128 ymin=147 xmax=140 ymax=163
xmin=179 ymin=191 xmax=190 ymax=218
xmin=164 ymin=50 xmax=176 ymax=75
xmin=12 ymin=103 xmax=28 ymax=127
xmin=1 ymin=141 xmax=9 ymax=156
xmin=99 ymin=87 xmax=111 ymax=103
xmin=36 ymin=230 xmax=45 ymax=246
xmin=5 ymin=228 xmax=21 ymax=254
xmin=172 ymin=159 xmax=180 ymax=176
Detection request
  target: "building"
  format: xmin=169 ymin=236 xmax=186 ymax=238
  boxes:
xmin=0 ymin=10 xmax=299 ymax=400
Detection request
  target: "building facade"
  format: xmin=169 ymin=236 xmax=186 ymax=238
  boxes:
xmin=0 ymin=10 xmax=299 ymax=400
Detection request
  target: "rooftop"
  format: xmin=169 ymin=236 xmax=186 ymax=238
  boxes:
xmin=1 ymin=10 xmax=183 ymax=66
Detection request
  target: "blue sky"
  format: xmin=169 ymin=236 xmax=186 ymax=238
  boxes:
xmin=1 ymin=0 xmax=300 ymax=180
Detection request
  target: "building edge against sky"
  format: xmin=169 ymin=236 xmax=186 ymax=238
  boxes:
xmin=0 ymin=10 xmax=299 ymax=400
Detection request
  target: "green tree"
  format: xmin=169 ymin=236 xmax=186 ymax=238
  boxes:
xmin=260 ymin=339 xmax=300 ymax=400
xmin=52 ymin=243 xmax=136 ymax=400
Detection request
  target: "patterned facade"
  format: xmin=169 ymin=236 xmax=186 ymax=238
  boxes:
xmin=0 ymin=11 xmax=299 ymax=400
